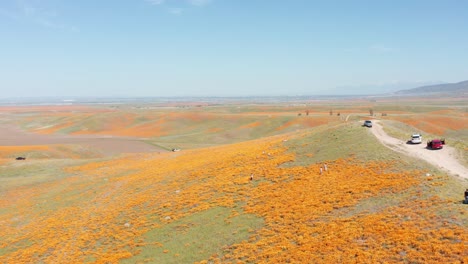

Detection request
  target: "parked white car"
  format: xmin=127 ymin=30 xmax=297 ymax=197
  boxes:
xmin=410 ymin=134 xmax=422 ymax=144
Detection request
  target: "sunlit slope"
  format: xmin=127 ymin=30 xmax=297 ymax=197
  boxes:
xmin=382 ymin=109 xmax=468 ymax=136
xmin=0 ymin=145 xmax=104 ymax=194
xmin=0 ymin=145 xmax=101 ymax=160
xmin=9 ymin=108 xmax=339 ymax=148
xmin=0 ymin=123 xmax=467 ymax=263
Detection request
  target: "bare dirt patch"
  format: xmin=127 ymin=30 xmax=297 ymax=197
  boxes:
xmin=0 ymin=125 xmax=167 ymax=156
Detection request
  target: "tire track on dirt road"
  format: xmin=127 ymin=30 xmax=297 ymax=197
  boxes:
xmin=369 ymin=120 xmax=467 ymax=179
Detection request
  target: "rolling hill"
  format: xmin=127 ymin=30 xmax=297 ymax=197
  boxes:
xmin=395 ymin=80 xmax=468 ymax=96
xmin=1 ymin=103 xmax=467 ymax=263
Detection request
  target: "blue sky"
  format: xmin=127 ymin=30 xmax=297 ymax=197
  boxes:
xmin=1 ymin=0 xmax=467 ymax=98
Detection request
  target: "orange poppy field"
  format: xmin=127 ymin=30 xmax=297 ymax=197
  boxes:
xmin=0 ymin=99 xmax=467 ymax=263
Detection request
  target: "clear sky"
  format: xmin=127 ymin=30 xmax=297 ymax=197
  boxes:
xmin=1 ymin=0 xmax=467 ymax=98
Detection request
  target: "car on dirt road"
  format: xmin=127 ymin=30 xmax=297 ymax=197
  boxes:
xmin=427 ymin=139 xmax=445 ymax=150
xmin=363 ymin=120 xmax=372 ymax=127
xmin=409 ymin=134 xmax=422 ymax=144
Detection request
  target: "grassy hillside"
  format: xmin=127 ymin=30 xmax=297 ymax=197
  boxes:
xmin=3 ymin=106 xmax=341 ymax=149
xmin=283 ymin=122 xmax=402 ymax=166
xmin=1 ymin=117 xmax=467 ymax=263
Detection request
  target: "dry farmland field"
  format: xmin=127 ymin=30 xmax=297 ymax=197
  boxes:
xmin=0 ymin=97 xmax=467 ymax=263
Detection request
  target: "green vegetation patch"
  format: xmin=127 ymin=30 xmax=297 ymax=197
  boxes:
xmin=149 ymin=115 xmax=299 ymax=150
xmin=444 ymin=129 xmax=468 ymax=166
xmin=122 ymin=206 xmax=263 ymax=264
xmin=425 ymin=174 xmax=468 ymax=226
xmin=0 ymin=160 xmax=76 ymax=192
xmin=283 ymin=122 xmax=403 ymax=167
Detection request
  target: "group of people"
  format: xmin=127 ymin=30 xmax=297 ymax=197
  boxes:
xmin=319 ymin=164 xmax=328 ymax=174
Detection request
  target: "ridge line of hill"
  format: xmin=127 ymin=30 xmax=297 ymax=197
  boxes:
xmin=395 ymin=80 xmax=468 ymax=95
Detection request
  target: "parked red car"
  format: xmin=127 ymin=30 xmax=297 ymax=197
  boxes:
xmin=427 ymin=139 xmax=445 ymax=150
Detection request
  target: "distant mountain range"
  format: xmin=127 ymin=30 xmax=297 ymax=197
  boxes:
xmin=395 ymin=80 xmax=468 ymax=95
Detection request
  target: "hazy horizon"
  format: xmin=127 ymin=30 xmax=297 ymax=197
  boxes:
xmin=1 ymin=0 xmax=467 ymax=98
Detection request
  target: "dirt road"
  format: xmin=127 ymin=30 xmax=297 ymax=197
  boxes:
xmin=369 ymin=120 xmax=467 ymax=179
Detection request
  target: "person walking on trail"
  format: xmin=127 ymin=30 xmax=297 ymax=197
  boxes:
xmin=464 ymin=189 xmax=468 ymax=204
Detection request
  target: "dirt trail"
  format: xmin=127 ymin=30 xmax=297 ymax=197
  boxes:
xmin=369 ymin=120 xmax=467 ymax=179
